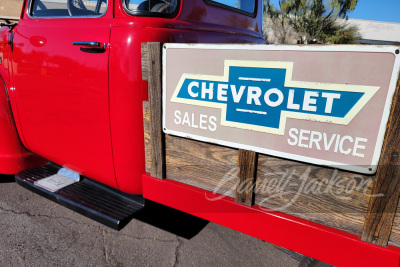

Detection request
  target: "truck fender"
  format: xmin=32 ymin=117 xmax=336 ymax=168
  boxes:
xmin=0 ymin=76 xmax=47 ymax=174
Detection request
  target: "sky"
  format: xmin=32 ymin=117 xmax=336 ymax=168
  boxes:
xmin=268 ymin=0 xmax=400 ymax=23
xmin=349 ymin=0 xmax=400 ymax=23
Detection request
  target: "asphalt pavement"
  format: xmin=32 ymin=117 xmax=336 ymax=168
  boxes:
xmin=0 ymin=175 xmax=300 ymax=267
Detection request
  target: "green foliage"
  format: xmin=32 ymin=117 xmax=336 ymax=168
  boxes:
xmin=263 ymin=0 xmax=360 ymax=44
xmin=324 ymin=23 xmax=361 ymax=44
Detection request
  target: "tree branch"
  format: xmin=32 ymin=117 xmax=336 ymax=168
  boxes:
xmin=313 ymin=9 xmax=334 ymax=40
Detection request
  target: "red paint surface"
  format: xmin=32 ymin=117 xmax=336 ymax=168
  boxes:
xmin=0 ymin=28 xmax=11 ymax=82
xmin=143 ymin=174 xmax=400 ymax=267
xmin=0 ymin=0 xmax=262 ymax=188
xmin=11 ymin=17 xmax=117 ymax=188
xmin=0 ymin=0 xmax=263 ymax=185
xmin=0 ymin=76 xmax=47 ymax=174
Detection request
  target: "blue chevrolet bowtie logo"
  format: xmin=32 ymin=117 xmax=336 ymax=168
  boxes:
xmin=170 ymin=61 xmax=379 ymax=135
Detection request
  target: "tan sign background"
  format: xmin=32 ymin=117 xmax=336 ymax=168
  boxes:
xmin=163 ymin=44 xmax=400 ymax=174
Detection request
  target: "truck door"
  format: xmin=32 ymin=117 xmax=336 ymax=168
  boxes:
xmin=11 ymin=0 xmax=118 ymax=188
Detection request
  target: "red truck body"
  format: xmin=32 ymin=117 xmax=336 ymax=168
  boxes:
xmin=0 ymin=0 xmax=263 ymax=192
xmin=2 ymin=1 xmax=400 ymax=266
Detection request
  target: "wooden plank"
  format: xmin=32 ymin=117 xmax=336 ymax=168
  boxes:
xmin=147 ymin=42 xmax=165 ymax=179
xmin=255 ymin=155 xmax=373 ymax=236
xmin=235 ymin=150 xmax=257 ymax=206
xmin=388 ymin=199 xmax=400 ymax=247
xmin=141 ymin=43 xmax=148 ymax=81
xmin=143 ymin=101 xmax=152 ymax=173
xmin=165 ymin=135 xmax=238 ymax=197
xmin=362 ymin=76 xmax=400 ymax=247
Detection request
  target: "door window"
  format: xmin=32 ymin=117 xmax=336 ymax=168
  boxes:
xmin=124 ymin=0 xmax=178 ymax=15
xmin=205 ymin=0 xmax=256 ymax=16
xmin=30 ymin=0 xmax=107 ymax=17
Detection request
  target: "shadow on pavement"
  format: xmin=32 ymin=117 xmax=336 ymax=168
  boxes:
xmin=0 ymin=172 xmax=208 ymax=239
xmin=0 ymin=175 xmax=15 ymax=183
xmin=133 ymin=200 xmax=209 ymax=240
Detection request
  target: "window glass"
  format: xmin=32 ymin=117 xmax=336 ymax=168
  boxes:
xmin=31 ymin=0 xmax=107 ymax=17
xmin=125 ymin=0 xmax=178 ymax=15
xmin=206 ymin=0 xmax=255 ymax=14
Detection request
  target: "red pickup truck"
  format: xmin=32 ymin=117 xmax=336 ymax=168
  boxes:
xmin=0 ymin=0 xmax=263 ymax=187
xmin=0 ymin=0 xmax=263 ymax=243
xmin=2 ymin=1 xmax=400 ymax=266
xmin=0 ymin=1 xmax=262 ymax=195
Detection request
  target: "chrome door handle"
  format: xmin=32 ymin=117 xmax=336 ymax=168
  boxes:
xmin=73 ymin=41 xmax=106 ymax=50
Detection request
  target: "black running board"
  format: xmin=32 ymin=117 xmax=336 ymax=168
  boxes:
xmin=16 ymin=164 xmax=144 ymax=230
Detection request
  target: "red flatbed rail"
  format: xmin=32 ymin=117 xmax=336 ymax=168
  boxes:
xmin=143 ymin=174 xmax=400 ymax=267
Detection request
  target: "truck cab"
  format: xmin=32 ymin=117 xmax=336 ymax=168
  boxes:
xmin=0 ymin=0 xmax=263 ymax=194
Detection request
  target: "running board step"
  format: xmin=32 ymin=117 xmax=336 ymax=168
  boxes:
xmin=16 ymin=164 xmax=144 ymax=230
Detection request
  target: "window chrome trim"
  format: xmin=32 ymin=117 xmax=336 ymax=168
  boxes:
xmin=122 ymin=0 xmax=180 ymax=18
xmin=204 ymin=0 xmax=257 ymax=18
xmin=27 ymin=0 xmax=109 ymax=19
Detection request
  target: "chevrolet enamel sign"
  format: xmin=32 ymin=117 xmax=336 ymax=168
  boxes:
xmin=162 ymin=44 xmax=400 ymax=174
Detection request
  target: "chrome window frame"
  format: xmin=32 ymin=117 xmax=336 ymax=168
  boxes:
xmin=204 ymin=0 xmax=257 ymax=17
xmin=27 ymin=0 xmax=109 ymax=19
